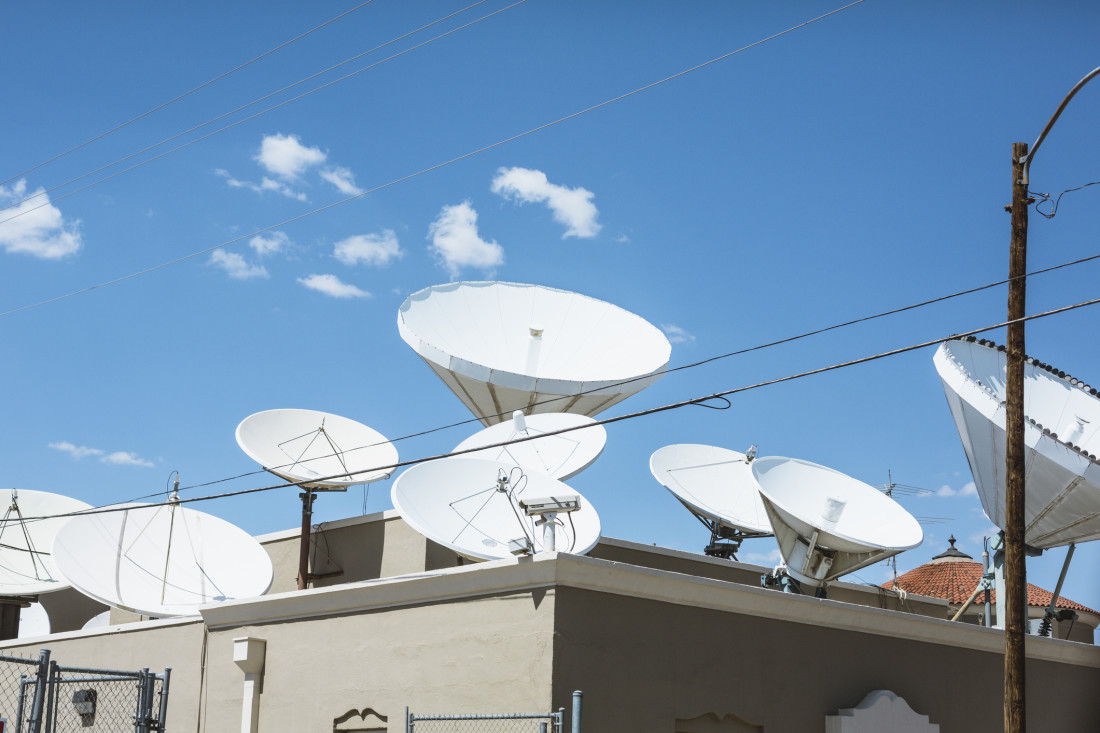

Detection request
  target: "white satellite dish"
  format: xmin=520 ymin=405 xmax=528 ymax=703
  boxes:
xmin=0 ymin=489 xmax=92 ymax=595
xmin=752 ymin=457 xmax=923 ymax=589
xmin=935 ymin=337 xmax=1100 ymax=548
xmin=649 ymin=444 xmax=772 ymax=559
xmin=18 ymin=602 xmax=50 ymax=638
xmin=391 ymin=458 xmax=601 ymax=561
xmin=397 ymin=281 xmax=671 ymax=425
xmin=453 ymin=411 xmax=607 ymax=480
xmin=52 ymin=502 xmax=273 ymax=618
xmin=236 ymin=409 xmax=398 ymax=488
xmin=81 ymin=610 xmax=111 ymax=631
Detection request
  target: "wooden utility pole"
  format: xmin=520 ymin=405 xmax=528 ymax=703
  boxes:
xmin=1004 ymin=141 xmax=1029 ymax=733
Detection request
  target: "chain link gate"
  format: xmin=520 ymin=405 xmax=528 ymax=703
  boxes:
xmin=405 ymin=710 xmax=564 ymax=733
xmin=0 ymin=650 xmax=169 ymax=733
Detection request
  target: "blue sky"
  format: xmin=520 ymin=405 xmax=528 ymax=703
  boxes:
xmin=2 ymin=2 xmax=1099 ymax=615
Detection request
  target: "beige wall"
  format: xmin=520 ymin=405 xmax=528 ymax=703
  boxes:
xmin=551 ymin=585 xmax=1100 ymax=732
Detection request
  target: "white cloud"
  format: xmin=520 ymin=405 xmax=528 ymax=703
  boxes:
xmin=936 ymin=480 xmax=977 ymax=498
xmin=256 ymin=133 xmax=326 ymax=180
xmin=427 ymin=201 xmax=503 ymax=278
xmin=101 ymin=451 xmax=155 ymax=468
xmin=320 ymin=166 xmax=363 ymax=196
xmin=209 ymin=249 xmax=268 ymax=280
xmin=334 ymin=230 xmax=402 ymax=267
xmin=216 ymin=170 xmax=306 ymax=201
xmin=739 ymin=548 xmax=782 ymax=566
xmin=50 ymin=441 xmax=153 ymax=467
xmin=661 ymin=324 xmax=695 ymax=344
xmin=49 ymin=441 xmax=104 ymax=460
xmin=298 ymin=273 xmax=370 ymax=299
xmin=249 ymin=231 xmax=289 ymax=257
xmin=491 ymin=167 xmax=601 ymax=238
xmin=0 ymin=180 xmax=82 ymax=259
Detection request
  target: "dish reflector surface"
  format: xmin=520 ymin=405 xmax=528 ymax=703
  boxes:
xmin=649 ymin=444 xmax=772 ymax=536
xmin=0 ymin=490 xmax=92 ymax=595
xmin=453 ymin=412 xmax=607 ymax=480
xmin=753 ymin=457 xmax=922 ymax=586
xmin=934 ymin=337 xmax=1100 ymax=548
xmin=391 ymin=458 xmax=601 ymax=560
xmin=18 ymin=602 xmax=50 ymax=638
xmin=398 ymin=282 xmax=671 ymax=425
xmin=52 ymin=503 xmax=273 ymax=618
xmin=236 ymin=409 xmax=398 ymax=488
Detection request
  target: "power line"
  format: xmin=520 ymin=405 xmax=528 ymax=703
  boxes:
xmin=117 ymin=249 xmax=1100 ymax=501
xmin=0 ymin=0 xmax=869 ymax=317
xmin=0 ymin=1 xmax=379 ymax=188
xmin=19 ymin=293 xmax=1100 ymax=523
xmin=0 ymin=0 xmax=492 ymax=216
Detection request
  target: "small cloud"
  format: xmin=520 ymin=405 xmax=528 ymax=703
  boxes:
xmin=49 ymin=441 xmax=104 ymax=460
xmin=0 ymin=180 xmax=82 ymax=259
xmin=216 ymin=170 xmax=306 ymax=201
xmin=936 ymin=480 xmax=977 ymax=498
xmin=209 ymin=249 xmax=269 ymax=280
xmin=661 ymin=324 xmax=694 ymax=344
xmin=969 ymin=526 xmax=1000 ymax=547
xmin=50 ymin=442 xmax=153 ymax=467
xmin=491 ymin=167 xmax=601 ymax=238
xmin=249 ymin=231 xmax=289 ymax=257
xmin=739 ymin=548 xmax=782 ymax=566
xmin=320 ymin=166 xmax=363 ymax=196
xmin=615 ymin=234 xmax=630 ymax=243
xmin=101 ymin=451 xmax=154 ymax=468
xmin=298 ymin=273 xmax=370 ymax=299
xmin=334 ymin=230 xmax=402 ymax=267
xmin=427 ymin=201 xmax=503 ymax=278
xmin=256 ymin=133 xmax=326 ymax=180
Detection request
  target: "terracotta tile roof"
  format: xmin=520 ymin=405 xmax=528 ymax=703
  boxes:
xmin=882 ymin=559 xmax=1098 ymax=617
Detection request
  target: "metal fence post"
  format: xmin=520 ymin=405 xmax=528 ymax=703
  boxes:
xmin=16 ymin=675 xmax=28 ymax=733
xmin=571 ymin=690 xmax=583 ymax=733
xmin=540 ymin=723 xmax=548 ymax=733
xmin=156 ymin=667 xmax=172 ymax=732
xmin=26 ymin=649 xmax=50 ymax=733
xmin=405 ymin=706 xmax=411 ymax=733
xmin=42 ymin=661 xmax=58 ymax=733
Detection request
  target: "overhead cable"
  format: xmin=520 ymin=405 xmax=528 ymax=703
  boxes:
xmin=120 ymin=250 xmax=1100 ymax=501
xmin=0 ymin=1 xmax=379 ymax=188
xmin=17 ymin=293 xmax=1100 ymax=522
xmin=0 ymin=0 xmax=869 ymax=317
xmin=0 ymin=0 xmax=492 ymax=216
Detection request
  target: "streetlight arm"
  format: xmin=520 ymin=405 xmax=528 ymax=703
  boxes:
xmin=1021 ymin=65 xmax=1100 ymax=185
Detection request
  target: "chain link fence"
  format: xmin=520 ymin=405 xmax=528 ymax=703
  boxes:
xmin=406 ymin=711 xmax=564 ymax=733
xmin=0 ymin=650 xmax=169 ymax=733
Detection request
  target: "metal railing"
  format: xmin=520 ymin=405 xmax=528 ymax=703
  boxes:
xmin=405 ymin=691 xmax=582 ymax=733
xmin=0 ymin=650 xmax=169 ymax=733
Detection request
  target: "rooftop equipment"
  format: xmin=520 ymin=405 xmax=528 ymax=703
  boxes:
xmin=453 ymin=410 xmax=607 ymax=480
xmin=397 ymin=281 xmax=671 ymax=425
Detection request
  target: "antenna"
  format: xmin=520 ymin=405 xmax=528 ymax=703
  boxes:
xmin=52 ymin=502 xmax=273 ymax=618
xmin=649 ymin=444 xmax=772 ymax=560
xmin=934 ymin=337 xmax=1100 ymax=548
xmin=452 ymin=411 xmax=607 ymax=481
xmin=391 ymin=458 xmax=601 ymax=561
xmin=397 ymin=281 xmax=671 ymax=425
xmin=753 ymin=457 xmax=923 ymax=596
xmin=236 ymin=408 xmax=399 ymax=590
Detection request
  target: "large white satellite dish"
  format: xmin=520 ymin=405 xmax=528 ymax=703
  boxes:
xmin=397 ymin=281 xmax=671 ymax=425
xmin=752 ymin=457 xmax=923 ymax=589
xmin=0 ymin=489 xmax=92 ymax=595
xmin=391 ymin=458 xmax=601 ymax=561
xmin=649 ymin=444 xmax=772 ymax=559
xmin=52 ymin=502 xmax=273 ymax=618
xmin=236 ymin=409 xmax=398 ymax=488
xmin=453 ymin=411 xmax=607 ymax=480
xmin=935 ymin=337 xmax=1100 ymax=548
